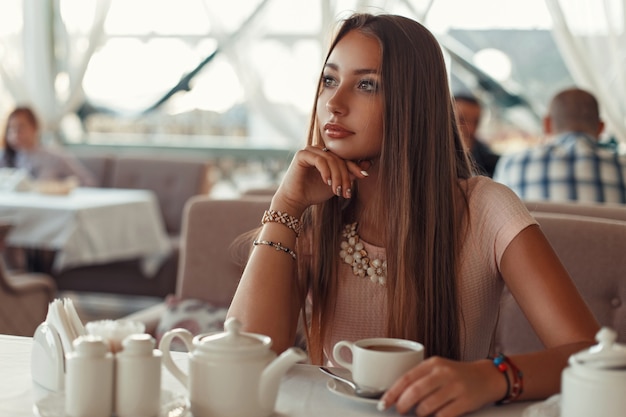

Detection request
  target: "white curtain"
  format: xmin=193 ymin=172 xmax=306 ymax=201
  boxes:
xmin=545 ymin=0 xmax=626 ymax=144
xmin=0 ymin=0 xmax=110 ymax=142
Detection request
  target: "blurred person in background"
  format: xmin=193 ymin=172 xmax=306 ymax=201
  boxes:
xmin=1 ymin=106 xmax=96 ymax=273
xmin=453 ymin=93 xmax=500 ymax=177
xmin=494 ymin=88 xmax=626 ymax=204
xmin=1 ymin=106 xmax=95 ymax=186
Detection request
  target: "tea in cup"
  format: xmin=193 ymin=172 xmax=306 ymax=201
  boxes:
xmin=333 ymin=337 xmax=423 ymax=391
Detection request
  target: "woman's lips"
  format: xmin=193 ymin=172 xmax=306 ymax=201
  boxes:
xmin=324 ymin=123 xmax=354 ymax=139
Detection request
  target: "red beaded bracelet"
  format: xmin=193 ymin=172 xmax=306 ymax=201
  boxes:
xmin=492 ymin=353 xmax=524 ymax=405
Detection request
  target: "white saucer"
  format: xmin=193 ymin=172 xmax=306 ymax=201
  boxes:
xmin=326 ymin=379 xmax=380 ymax=405
xmin=34 ymin=389 xmax=189 ymax=417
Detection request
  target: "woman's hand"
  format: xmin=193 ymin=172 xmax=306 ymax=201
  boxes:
xmin=272 ymin=145 xmax=369 ymax=215
xmin=379 ymin=357 xmax=505 ymax=417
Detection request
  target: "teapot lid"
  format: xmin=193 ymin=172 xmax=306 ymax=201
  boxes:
xmin=570 ymin=327 xmax=626 ymax=369
xmin=195 ymin=317 xmax=272 ymax=353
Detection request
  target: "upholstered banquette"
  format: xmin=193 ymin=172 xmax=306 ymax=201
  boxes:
xmin=495 ymin=212 xmax=626 ymax=354
xmin=53 ymin=154 xmax=214 ymax=297
xmin=125 ymin=195 xmax=271 ymax=334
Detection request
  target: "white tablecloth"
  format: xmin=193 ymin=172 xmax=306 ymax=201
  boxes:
xmin=0 ymin=188 xmax=171 ymax=274
xmin=0 ymin=334 xmax=537 ymax=417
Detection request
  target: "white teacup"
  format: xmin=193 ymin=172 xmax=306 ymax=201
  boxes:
xmin=333 ymin=338 xmax=424 ymax=391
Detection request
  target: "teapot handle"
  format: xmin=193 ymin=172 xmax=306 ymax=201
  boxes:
xmin=158 ymin=328 xmax=194 ymax=389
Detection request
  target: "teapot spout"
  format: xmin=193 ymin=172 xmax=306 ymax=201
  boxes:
xmin=259 ymin=347 xmax=307 ymax=412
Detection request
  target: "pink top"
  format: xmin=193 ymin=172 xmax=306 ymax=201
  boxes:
xmin=325 ymin=176 xmax=537 ymax=363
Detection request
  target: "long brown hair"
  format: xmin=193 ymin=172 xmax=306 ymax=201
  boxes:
xmin=2 ymin=107 xmax=39 ymax=167
xmin=298 ymin=13 xmax=473 ymax=363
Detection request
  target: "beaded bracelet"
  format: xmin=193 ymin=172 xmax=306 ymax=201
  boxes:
xmin=492 ymin=353 xmax=524 ymax=405
xmin=493 ymin=354 xmax=511 ymax=405
xmin=253 ymin=240 xmax=297 ymax=260
xmin=505 ymin=356 xmax=524 ymax=402
xmin=262 ymin=210 xmax=302 ymax=237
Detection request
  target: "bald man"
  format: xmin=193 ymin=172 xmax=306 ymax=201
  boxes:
xmin=494 ymin=88 xmax=626 ymax=203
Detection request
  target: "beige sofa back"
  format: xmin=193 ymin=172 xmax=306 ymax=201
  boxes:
xmin=76 ymin=154 xmax=115 ymax=188
xmin=177 ymin=195 xmax=271 ymax=307
xmin=495 ymin=212 xmax=626 ymax=354
xmin=74 ymin=153 xmax=214 ymax=236
xmin=524 ymin=200 xmax=626 ymax=222
xmin=110 ymin=156 xmax=213 ymax=235
xmin=54 ymin=153 xmax=214 ymax=298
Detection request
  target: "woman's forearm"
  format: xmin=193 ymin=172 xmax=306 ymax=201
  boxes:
xmin=507 ymin=340 xmax=595 ymax=401
xmin=227 ymin=199 xmax=305 ymax=353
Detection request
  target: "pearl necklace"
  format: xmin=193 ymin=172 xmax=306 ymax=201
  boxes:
xmin=339 ymin=222 xmax=387 ymax=286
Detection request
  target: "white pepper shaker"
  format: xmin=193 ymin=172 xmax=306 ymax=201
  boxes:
xmin=65 ymin=335 xmax=114 ymax=417
xmin=115 ymin=333 xmax=162 ymax=417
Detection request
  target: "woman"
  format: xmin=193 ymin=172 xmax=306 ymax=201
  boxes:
xmin=1 ymin=106 xmax=95 ymax=186
xmin=228 ymin=13 xmax=598 ymax=416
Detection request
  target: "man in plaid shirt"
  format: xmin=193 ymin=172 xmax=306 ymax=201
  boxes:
xmin=493 ymin=88 xmax=626 ymax=203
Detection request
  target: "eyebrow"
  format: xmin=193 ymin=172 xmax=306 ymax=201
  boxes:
xmin=324 ymin=62 xmax=379 ymax=75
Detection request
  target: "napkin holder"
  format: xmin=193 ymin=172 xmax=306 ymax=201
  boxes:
xmin=31 ymin=322 xmax=65 ymax=392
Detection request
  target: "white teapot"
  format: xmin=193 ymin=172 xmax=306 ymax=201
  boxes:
xmin=561 ymin=327 xmax=626 ymax=417
xmin=159 ymin=317 xmax=307 ymax=417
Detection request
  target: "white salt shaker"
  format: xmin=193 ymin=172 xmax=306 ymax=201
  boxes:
xmin=65 ymin=335 xmax=114 ymax=417
xmin=115 ymin=333 xmax=162 ymax=417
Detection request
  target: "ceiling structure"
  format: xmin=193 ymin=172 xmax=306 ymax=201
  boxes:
xmin=4 ymin=0 xmax=620 ymax=148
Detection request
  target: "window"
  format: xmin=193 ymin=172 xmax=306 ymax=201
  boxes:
xmin=0 ymin=0 xmax=569 ymax=152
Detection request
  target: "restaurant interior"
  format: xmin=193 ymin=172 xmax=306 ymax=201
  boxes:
xmin=1 ymin=1 xmax=625 ymax=416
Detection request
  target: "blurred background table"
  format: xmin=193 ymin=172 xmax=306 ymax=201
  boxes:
xmin=0 ymin=188 xmax=171 ymax=275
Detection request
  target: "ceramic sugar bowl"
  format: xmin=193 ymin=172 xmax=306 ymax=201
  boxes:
xmin=159 ymin=317 xmax=306 ymax=417
xmin=561 ymin=327 xmax=626 ymax=417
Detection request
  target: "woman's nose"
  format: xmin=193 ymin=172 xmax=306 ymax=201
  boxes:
xmin=326 ymin=89 xmax=348 ymax=115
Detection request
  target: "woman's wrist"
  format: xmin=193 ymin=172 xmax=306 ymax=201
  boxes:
xmin=478 ymin=358 xmax=510 ymax=405
xmin=270 ymin=194 xmax=307 ymax=220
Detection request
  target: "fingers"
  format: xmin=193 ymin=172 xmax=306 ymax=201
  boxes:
xmin=380 ymin=361 xmax=435 ymax=414
xmin=378 ymin=357 xmax=479 ymax=417
xmin=356 ymin=159 xmax=372 ymax=174
xmin=275 ymin=146 xmax=371 ymax=216
xmin=312 ymin=146 xmax=368 ymax=199
xmin=319 ymin=147 xmax=350 ymax=198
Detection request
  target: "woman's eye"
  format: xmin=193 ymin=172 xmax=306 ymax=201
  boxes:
xmin=358 ymin=79 xmax=378 ymax=92
xmin=321 ymin=75 xmax=338 ymax=88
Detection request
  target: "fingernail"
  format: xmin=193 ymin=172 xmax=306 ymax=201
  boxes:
xmin=345 ymin=188 xmax=352 ymax=198
xmin=327 ymin=179 xmax=332 ymax=186
xmin=336 ymin=185 xmax=342 ymax=196
xmin=377 ymin=400 xmax=386 ymax=412
xmin=360 ymin=170 xmax=369 ymax=177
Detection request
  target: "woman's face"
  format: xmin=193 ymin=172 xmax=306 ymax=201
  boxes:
xmin=6 ymin=113 xmax=38 ymax=150
xmin=316 ymin=30 xmax=383 ymax=162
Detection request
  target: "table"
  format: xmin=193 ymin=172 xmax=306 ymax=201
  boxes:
xmin=0 ymin=188 xmax=171 ymax=275
xmin=0 ymin=334 xmax=538 ymax=417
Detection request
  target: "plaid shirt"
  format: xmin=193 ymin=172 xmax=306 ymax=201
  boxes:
xmin=493 ymin=132 xmax=626 ymax=203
